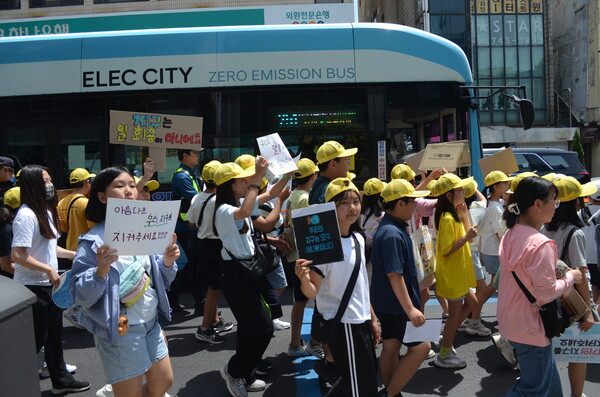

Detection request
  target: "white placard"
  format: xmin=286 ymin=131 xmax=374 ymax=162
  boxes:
xmin=403 ymin=319 xmax=443 ymax=343
xmin=552 ymin=323 xmax=600 ymax=363
xmin=257 ymin=133 xmax=298 ymax=176
xmin=104 ymin=198 xmax=180 ymax=256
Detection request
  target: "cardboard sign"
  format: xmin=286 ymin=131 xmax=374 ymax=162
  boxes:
xmin=104 ymin=198 xmax=180 ymax=256
xmin=419 ymin=143 xmax=464 ymax=171
xmin=552 ymin=323 xmax=600 ymax=363
xmin=56 ymin=189 xmax=73 ymax=202
xmin=291 ymin=202 xmax=343 ymax=266
xmin=405 ymin=150 xmax=426 ymax=173
xmin=257 ymin=133 xmax=298 ymax=177
xmin=478 ymin=147 xmax=519 ymax=178
xmin=110 ymin=110 xmax=203 ymax=172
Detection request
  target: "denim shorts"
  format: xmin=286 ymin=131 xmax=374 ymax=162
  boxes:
xmin=94 ymin=315 xmax=168 ymax=384
xmin=481 ymin=253 xmax=500 ymax=275
xmin=471 ymin=251 xmax=485 ymax=281
xmin=265 ymin=260 xmax=288 ymax=290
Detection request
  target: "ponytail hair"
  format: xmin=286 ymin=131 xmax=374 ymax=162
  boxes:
xmin=503 ymin=177 xmax=556 ymax=229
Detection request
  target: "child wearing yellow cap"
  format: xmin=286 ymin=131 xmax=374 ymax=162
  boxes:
xmin=542 ymin=176 xmax=597 ymax=397
xmin=361 ymin=178 xmax=386 ymax=264
xmin=432 ymin=173 xmax=478 ymax=369
xmin=295 ymin=177 xmax=380 ymax=397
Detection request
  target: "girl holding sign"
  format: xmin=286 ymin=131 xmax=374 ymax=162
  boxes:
xmin=70 ymin=166 xmax=179 ymax=397
xmin=295 ymin=177 xmax=380 ymax=397
xmin=11 ymin=166 xmax=90 ymax=394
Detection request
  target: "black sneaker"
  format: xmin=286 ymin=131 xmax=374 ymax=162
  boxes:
xmin=255 ymin=359 xmax=274 ymax=376
xmin=212 ymin=318 xmax=234 ymax=333
xmin=195 ymin=326 xmax=226 ymax=344
xmin=51 ymin=380 xmax=91 ymax=395
xmin=314 ymin=359 xmax=340 ymax=388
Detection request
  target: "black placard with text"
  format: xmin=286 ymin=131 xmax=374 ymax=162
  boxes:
xmin=291 ymin=202 xmax=343 ymax=265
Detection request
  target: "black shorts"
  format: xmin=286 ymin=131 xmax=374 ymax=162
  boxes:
xmin=376 ymin=311 xmax=422 ymax=347
xmin=192 ymin=238 xmax=223 ymax=290
xmin=588 ymin=264 xmax=600 ymax=288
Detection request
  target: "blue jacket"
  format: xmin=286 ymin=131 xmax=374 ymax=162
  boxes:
xmin=69 ymin=223 xmax=177 ymax=345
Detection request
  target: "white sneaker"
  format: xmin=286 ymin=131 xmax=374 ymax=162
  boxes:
xmin=220 ymin=364 xmax=248 ymax=397
xmin=96 ymin=384 xmax=113 ymax=397
xmin=433 ymin=352 xmax=467 ymax=369
xmin=287 ymin=342 xmax=308 ymax=357
xmin=272 ymin=318 xmax=290 ymax=330
xmin=245 ymin=378 xmax=266 ymax=392
xmin=305 ymin=341 xmax=325 ymax=360
xmin=491 ymin=334 xmax=517 ymax=367
xmin=427 ymin=349 xmax=436 ymax=359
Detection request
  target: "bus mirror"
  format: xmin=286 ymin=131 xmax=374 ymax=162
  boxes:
xmin=510 ymin=95 xmax=534 ymax=130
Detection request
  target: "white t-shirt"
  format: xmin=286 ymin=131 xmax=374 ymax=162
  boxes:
xmin=215 ymin=203 xmax=258 ymax=261
xmin=313 ymin=233 xmax=371 ymax=324
xmin=12 ymin=204 xmax=59 ymax=286
xmin=114 ymin=255 xmax=158 ymax=324
xmin=479 ymin=200 xmax=504 ymax=256
xmin=188 ymin=192 xmax=217 ymax=239
xmin=468 ymin=200 xmax=486 ymax=251
xmin=579 ymin=205 xmax=600 ymax=264
xmin=542 ymin=224 xmax=586 ymax=268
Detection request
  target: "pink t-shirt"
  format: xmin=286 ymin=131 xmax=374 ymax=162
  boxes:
xmin=498 ymin=224 xmax=574 ymax=347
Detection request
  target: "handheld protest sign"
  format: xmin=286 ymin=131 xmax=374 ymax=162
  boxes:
xmin=52 ymin=270 xmax=74 ymax=309
xmin=104 ymin=198 xmax=180 ymax=256
xmin=109 ymin=110 xmax=203 ymax=172
xmin=552 ymin=323 xmax=600 ymax=363
xmin=478 ymin=147 xmax=519 ymax=178
xmin=257 ymin=133 xmax=298 ymax=178
xmin=291 ymin=202 xmax=344 ymax=266
xmin=419 ymin=142 xmax=464 ymax=171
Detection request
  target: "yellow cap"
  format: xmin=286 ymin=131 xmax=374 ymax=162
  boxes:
xmin=294 ymin=158 xmax=318 ymax=179
xmin=391 ymin=164 xmax=416 ymax=181
xmin=3 ymin=186 xmax=20 ymax=209
xmin=69 ymin=168 xmax=95 ymax=184
xmin=541 ymin=173 xmax=557 ymax=182
xmin=325 ymin=177 xmax=359 ymax=203
xmin=260 ymin=177 xmax=269 ymax=190
xmin=134 ymin=177 xmax=160 ymax=192
xmin=202 ymin=160 xmax=222 ymax=183
xmin=484 ymin=170 xmax=514 ymax=187
xmin=363 ymin=178 xmax=386 ymax=196
xmin=553 ymin=176 xmax=599 ymax=202
xmin=434 ymin=173 xmax=474 ymax=196
xmin=509 ymin=172 xmax=538 ymax=193
xmin=214 ymin=162 xmax=256 ymax=186
xmin=463 ymin=179 xmax=478 ymax=199
xmin=381 ymin=179 xmax=430 ymax=203
xmin=316 ymin=141 xmax=358 ymax=164
xmin=347 ymin=172 xmax=356 ymax=180
xmin=234 ymin=154 xmax=256 ymax=171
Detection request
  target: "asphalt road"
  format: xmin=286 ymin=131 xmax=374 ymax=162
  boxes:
xmin=41 ymin=289 xmax=600 ymax=397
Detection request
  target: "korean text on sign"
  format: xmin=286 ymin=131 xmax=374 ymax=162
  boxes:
xmin=104 ymin=198 xmax=181 ymax=256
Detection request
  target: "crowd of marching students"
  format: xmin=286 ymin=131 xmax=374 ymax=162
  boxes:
xmin=0 ymin=140 xmax=599 ymax=397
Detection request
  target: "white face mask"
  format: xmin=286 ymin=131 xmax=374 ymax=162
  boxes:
xmin=45 ymin=183 xmax=55 ymax=200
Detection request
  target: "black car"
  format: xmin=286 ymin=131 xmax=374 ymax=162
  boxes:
xmin=482 ymin=148 xmax=590 ymax=183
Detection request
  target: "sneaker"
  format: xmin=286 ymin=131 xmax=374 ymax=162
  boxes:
xmin=442 ymin=312 xmax=449 ymax=321
xmin=272 ymin=318 xmax=290 ymax=330
xmin=220 ymin=364 xmax=248 ymax=397
xmin=433 ymin=352 xmax=467 ymax=369
xmin=40 ymin=362 xmax=77 ymax=379
xmin=63 ymin=306 xmax=86 ymax=330
xmin=195 ymin=326 xmax=226 ymax=344
xmin=246 ymin=378 xmax=266 ymax=392
xmin=255 ymin=359 xmax=274 ymax=376
xmin=305 ymin=341 xmax=325 ymax=360
xmin=491 ymin=334 xmax=517 ymax=367
xmin=212 ymin=318 xmax=235 ymax=333
xmin=96 ymin=384 xmax=113 ymax=397
xmin=465 ymin=322 xmax=492 ymax=337
xmin=287 ymin=342 xmax=308 ymax=357
xmin=427 ymin=349 xmax=436 ymax=359
xmin=51 ymin=379 xmax=91 ymax=395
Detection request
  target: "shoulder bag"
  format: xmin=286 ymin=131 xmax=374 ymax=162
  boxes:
xmin=212 ymin=204 xmax=278 ymax=281
xmin=311 ymin=233 xmax=361 ymax=344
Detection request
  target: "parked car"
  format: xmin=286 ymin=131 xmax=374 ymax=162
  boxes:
xmin=482 ymin=148 xmax=590 ymax=183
